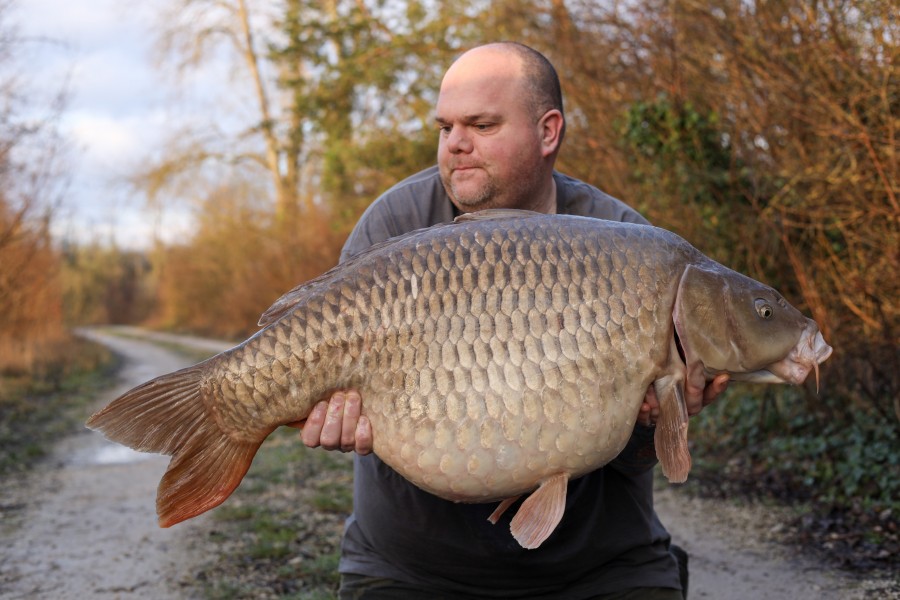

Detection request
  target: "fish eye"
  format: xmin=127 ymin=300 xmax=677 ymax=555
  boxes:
xmin=755 ymin=299 xmax=774 ymax=319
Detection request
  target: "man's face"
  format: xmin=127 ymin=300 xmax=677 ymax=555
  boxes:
xmin=435 ymin=50 xmax=549 ymax=212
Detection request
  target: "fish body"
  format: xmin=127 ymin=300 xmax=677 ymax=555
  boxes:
xmin=87 ymin=210 xmax=832 ymax=548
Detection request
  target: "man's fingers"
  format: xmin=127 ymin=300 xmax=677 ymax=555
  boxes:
xmin=636 ymin=386 xmax=659 ymax=427
xmin=355 ymin=415 xmax=373 ymax=455
xmin=704 ymin=374 xmax=730 ymax=406
xmin=685 ymin=388 xmax=703 ymax=416
xmin=637 ymin=402 xmax=653 ymax=427
xmin=299 ymin=390 xmax=371 ymax=453
xmin=340 ymin=391 xmax=362 ymax=451
xmin=300 ymin=401 xmax=328 ymax=448
xmin=319 ymin=392 xmax=346 ymax=449
xmin=685 ymin=374 xmax=731 ymax=416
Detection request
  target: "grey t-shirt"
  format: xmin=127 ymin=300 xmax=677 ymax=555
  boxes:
xmin=337 ymin=166 xmax=681 ymax=598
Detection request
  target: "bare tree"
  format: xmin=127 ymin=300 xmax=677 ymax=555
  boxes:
xmin=0 ymin=0 xmax=70 ymax=371
xmin=138 ymin=0 xmax=472 ymax=226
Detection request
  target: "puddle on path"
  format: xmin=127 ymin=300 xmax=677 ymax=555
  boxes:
xmin=91 ymin=443 xmax=156 ymax=465
xmin=63 ymin=436 xmax=160 ymax=468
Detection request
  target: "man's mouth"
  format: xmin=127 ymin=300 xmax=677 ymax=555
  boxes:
xmin=451 ymin=162 xmax=481 ymax=172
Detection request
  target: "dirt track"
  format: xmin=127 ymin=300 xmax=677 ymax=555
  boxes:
xmin=0 ymin=327 xmax=888 ymax=599
xmin=0 ymin=327 xmax=231 ymax=599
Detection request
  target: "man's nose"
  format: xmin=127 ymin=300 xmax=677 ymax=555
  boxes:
xmin=445 ymin=126 xmax=473 ymax=153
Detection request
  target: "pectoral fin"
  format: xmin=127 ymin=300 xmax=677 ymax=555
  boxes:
xmin=654 ymin=378 xmax=692 ymax=483
xmin=509 ymin=473 xmax=569 ymax=549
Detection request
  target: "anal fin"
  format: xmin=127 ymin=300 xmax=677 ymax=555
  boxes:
xmin=509 ymin=473 xmax=569 ymax=549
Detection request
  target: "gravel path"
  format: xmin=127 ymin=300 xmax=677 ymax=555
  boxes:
xmin=0 ymin=327 xmax=232 ymax=600
xmin=0 ymin=326 xmax=890 ymax=599
xmin=654 ymin=486 xmax=889 ymax=599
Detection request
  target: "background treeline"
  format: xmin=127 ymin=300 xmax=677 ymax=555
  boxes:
xmin=0 ymin=0 xmax=68 ymax=376
xmin=2 ymin=0 xmax=897 ymax=568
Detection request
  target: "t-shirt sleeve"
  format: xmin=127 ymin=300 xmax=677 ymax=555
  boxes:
xmin=340 ymin=201 xmax=399 ymax=263
xmin=556 ymin=173 xmax=651 ymax=226
xmin=340 ymin=166 xmax=452 ymax=263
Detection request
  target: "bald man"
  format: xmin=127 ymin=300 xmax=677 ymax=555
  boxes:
xmin=299 ymin=43 xmax=728 ymax=600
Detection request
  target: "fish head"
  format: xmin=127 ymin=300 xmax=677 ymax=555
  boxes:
xmin=673 ymin=264 xmax=833 ymax=387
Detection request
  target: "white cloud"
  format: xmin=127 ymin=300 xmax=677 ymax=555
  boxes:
xmin=14 ymin=0 xmax=194 ymax=249
xmin=16 ymin=0 xmax=152 ymax=45
xmin=70 ymin=112 xmax=139 ymax=166
xmin=15 ymin=0 xmax=260 ymax=250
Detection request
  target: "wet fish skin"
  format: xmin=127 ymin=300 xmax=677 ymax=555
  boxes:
xmin=86 ymin=210 xmax=832 ymax=548
xmin=207 ymin=214 xmax=676 ymax=501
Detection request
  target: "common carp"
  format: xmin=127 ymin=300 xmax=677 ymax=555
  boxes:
xmin=87 ymin=209 xmax=832 ymax=548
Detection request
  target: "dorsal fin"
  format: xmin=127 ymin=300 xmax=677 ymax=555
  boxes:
xmin=258 ymin=210 xmax=542 ymax=327
xmin=453 ymin=208 xmax=542 ymax=223
xmin=258 ymin=221 xmax=455 ymax=327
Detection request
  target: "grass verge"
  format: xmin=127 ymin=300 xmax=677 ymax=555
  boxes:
xmin=0 ymin=335 xmax=119 ymax=477
xmin=196 ymin=428 xmax=353 ymax=600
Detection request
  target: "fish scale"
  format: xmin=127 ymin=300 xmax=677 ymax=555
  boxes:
xmin=87 ymin=209 xmax=832 ymax=549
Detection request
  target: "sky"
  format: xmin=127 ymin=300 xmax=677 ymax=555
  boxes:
xmin=16 ymin=0 xmax=206 ymax=249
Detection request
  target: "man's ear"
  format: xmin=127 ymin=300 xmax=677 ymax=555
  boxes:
xmin=538 ymin=109 xmax=564 ymax=157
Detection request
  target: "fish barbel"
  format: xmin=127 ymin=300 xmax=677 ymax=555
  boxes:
xmin=87 ymin=209 xmax=832 ymax=548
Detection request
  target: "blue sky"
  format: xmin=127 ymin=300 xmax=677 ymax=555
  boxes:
xmin=17 ymin=0 xmax=201 ymax=249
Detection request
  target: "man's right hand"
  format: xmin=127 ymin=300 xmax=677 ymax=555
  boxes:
xmin=295 ymin=390 xmax=373 ymax=454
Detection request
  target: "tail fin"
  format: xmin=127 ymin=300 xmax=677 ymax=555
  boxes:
xmin=86 ymin=363 xmax=265 ymax=527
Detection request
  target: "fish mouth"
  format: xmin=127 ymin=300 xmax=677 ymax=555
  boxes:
xmin=726 ymin=323 xmax=833 ymax=389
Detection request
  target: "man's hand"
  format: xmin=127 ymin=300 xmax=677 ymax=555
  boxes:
xmin=686 ymin=373 xmax=730 ymax=416
xmin=636 ymin=374 xmax=730 ymax=427
xmin=292 ymin=390 xmax=373 ymax=454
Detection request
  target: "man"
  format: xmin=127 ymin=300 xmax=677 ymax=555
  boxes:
xmin=299 ymin=42 xmax=729 ymax=599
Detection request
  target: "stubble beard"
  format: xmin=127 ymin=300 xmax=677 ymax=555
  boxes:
xmin=444 ymin=166 xmax=545 ymax=212
xmin=447 ymin=175 xmax=500 ymax=210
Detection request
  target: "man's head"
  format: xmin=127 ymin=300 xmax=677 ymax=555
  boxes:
xmin=435 ymin=42 xmax=565 ymax=214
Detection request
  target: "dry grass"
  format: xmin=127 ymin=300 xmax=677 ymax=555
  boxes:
xmin=0 ymin=334 xmax=117 ymax=476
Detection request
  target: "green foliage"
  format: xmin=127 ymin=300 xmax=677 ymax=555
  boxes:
xmin=269 ymin=0 xmax=469 ymax=208
xmin=311 ymin=478 xmax=353 ymax=513
xmin=622 ymin=96 xmax=732 ymax=192
xmin=616 ymin=94 xmax=781 ymax=281
xmin=690 ymin=386 xmax=900 ymax=511
xmin=294 ymin=550 xmax=341 ymax=592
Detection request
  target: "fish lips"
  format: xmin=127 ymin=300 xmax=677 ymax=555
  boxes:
xmin=715 ymin=326 xmax=833 ymax=387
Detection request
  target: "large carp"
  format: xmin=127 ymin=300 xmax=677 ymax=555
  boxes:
xmin=87 ymin=210 xmax=832 ymax=549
